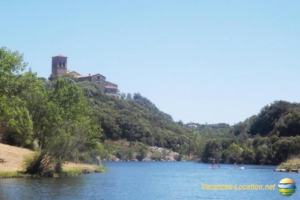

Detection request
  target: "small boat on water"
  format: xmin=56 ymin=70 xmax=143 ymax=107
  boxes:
xmin=238 ymin=166 xmax=245 ymax=170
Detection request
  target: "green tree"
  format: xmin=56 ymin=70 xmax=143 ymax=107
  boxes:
xmin=26 ymin=78 xmax=101 ymax=174
xmin=202 ymin=140 xmax=222 ymax=163
xmin=223 ymin=143 xmax=243 ymax=163
xmin=126 ymin=93 xmax=132 ymax=99
xmin=6 ymin=105 xmax=33 ymax=147
xmin=0 ymin=47 xmax=27 ymax=97
xmin=250 ymin=101 xmax=293 ymax=136
xmin=136 ymin=145 xmax=147 ymax=161
xmin=120 ymin=93 xmax=126 ymax=99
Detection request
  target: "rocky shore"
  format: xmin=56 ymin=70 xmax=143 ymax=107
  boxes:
xmin=274 ymin=169 xmax=300 ymax=173
xmin=107 ymin=146 xmax=182 ymax=162
xmin=275 ymin=157 xmax=300 ymax=173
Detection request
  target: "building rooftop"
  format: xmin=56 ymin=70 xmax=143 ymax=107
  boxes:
xmin=105 ymin=85 xmax=118 ymax=89
xmin=67 ymin=70 xmax=82 ymax=76
xmin=105 ymin=81 xmax=117 ymax=86
xmin=77 ymin=73 xmax=106 ymax=78
xmin=52 ymin=54 xmax=67 ymax=58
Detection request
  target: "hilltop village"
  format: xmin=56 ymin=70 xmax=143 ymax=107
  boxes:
xmin=51 ymin=54 xmax=120 ymax=97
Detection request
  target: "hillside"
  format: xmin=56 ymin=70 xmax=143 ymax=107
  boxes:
xmin=77 ymin=81 xmax=193 ymax=151
xmin=230 ymin=100 xmax=300 ymax=164
xmin=0 ymin=143 xmax=33 ymax=171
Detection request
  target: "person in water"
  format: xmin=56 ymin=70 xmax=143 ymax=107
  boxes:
xmin=212 ymin=158 xmax=215 ymax=168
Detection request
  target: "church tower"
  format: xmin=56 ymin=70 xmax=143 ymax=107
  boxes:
xmin=52 ymin=54 xmax=67 ymax=77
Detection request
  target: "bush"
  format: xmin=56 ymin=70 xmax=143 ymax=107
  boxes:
xmin=24 ymin=152 xmax=52 ymax=175
xmin=136 ymin=147 xmax=147 ymax=161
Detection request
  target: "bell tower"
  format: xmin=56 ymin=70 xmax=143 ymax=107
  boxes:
xmin=52 ymin=54 xmax=67 ymax=77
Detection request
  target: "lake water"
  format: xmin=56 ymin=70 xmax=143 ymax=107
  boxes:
xmin=0 ymin=162 xmax=299 ymax=200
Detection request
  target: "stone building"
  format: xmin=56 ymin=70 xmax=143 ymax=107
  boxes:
xmin=74 ymin=73 xmax=107 ymax=92
xmin=51 ymin=54 xmax=120 ymax=97
xmin=52 ymin=55 xmax=68 ymax=76
xmin=104 ymin=81 xmax=119 ymax=97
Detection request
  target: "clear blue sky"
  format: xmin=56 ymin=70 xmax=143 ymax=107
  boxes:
xmin=1 ymin=0 xmax=300 ymax=125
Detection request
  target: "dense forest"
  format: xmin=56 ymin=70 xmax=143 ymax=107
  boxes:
xmin=181 ymin=101 xmax=300 ymax=165
xmin=1 ymin=47 xmax=300 ymax=174
xmin=229 ymin=101 xmax=300 ymax=164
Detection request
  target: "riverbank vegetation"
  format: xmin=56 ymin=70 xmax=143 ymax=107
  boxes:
xmin=0 ymin=143 xmax=107 ymax=178
xmin=0 ymin=165 xmax=108 ymax=178
xmin=185 ymin=101 xmax=300 ymax=165
xmin=95 ymin=140 xmax=184 ymax=161
xmin=277 ymin=156 xmax=300 ymax=170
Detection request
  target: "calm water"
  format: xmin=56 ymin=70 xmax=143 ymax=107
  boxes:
xmin=0 ymin=162 xmax=299 ymax=200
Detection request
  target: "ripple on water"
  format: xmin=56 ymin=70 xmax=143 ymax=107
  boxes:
xmin=0 ymin=162 xmax=299 ymax=200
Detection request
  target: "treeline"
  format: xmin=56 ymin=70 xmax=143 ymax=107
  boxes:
xmin=188 ymin=101 xmax=300 ymax=165
xmin=0 ymin=48 xmax=101 ymax=175
xmin=230 ymin=101 xmax=300 ymax=164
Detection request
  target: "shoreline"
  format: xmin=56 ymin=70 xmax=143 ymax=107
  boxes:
xmin=0 ymin=143 xmax=108 ymax=179
xmin=0 ymin=165 xmax=108 ymax=179
xmin=274 ymin=169 xmax=299 ymax=173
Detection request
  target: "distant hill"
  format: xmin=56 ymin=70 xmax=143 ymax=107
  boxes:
xmin=185 ymin=123 xmax=231 ymax=137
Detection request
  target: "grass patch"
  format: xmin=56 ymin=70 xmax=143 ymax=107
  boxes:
xmin=0 ymin=171 xmax=36 ymax=178
xmin=61 ymin=165 xmax=108 ymax=176
xmin=0 ymin=165 xmax=108 ymax=178
xmin=278 ymin=156 xmax=300 ymax=169
xmin=95 ymin=166 xmax=109 ymax=172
